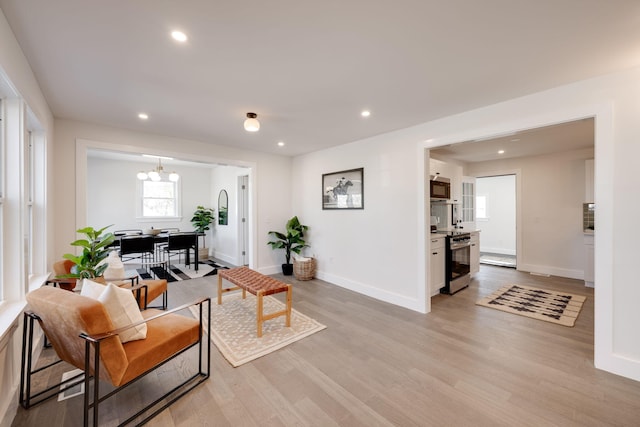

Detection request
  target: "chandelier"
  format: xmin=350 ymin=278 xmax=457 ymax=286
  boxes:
xmin=136 ymin=158 xmax=179 ymax=182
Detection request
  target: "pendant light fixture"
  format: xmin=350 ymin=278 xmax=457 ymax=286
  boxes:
xmin=244 ymin=112 xmax=260 ymax=132
xmin=136 ymin=157 xmax=179 ymax=182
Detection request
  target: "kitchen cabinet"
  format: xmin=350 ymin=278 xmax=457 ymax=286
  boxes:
xmin=470 ymin=231 xmax=480 ymax=275
xmin=429 ymin=158 xmax=462 ymax=203
xmin=430 ymin=235 xmax=446 ymax=296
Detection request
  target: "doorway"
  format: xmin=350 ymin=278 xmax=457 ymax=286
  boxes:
xmin=476 ymin=175 xmax=516 ymax=268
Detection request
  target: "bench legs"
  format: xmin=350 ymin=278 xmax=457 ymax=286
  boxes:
xmin=218 ymin=275 xmax=292 ymax=338
xmin=217 ymin=274 xmax=243 ymax=305
xmin=255 ymin=284 xmax=291 ymax=337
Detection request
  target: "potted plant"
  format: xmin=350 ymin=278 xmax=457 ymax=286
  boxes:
xmin=268 ymin=216 xmax=309 ymax=275
xmin=191 ymin=205 xmax=215 ymax=260
xmin=61 ymin=225 xmax=116 ymax=280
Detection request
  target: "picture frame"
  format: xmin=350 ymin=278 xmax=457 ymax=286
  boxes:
xmin=322 ymin=168 xmax=364 ymax=210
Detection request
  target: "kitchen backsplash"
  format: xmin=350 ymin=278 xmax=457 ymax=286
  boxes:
xmin=583 ymin=203 xmax=595 ymax=230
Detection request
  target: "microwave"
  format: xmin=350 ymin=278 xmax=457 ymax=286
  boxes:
xmin=430 ymin=177 xmax=451 ymax=200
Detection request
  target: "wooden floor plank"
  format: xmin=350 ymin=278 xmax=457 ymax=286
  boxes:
xmin=12 ymin=265 xmax=640 ymax=426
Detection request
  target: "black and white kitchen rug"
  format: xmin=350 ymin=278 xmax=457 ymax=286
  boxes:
xmin=476 ymin=284 xmax=586 ymax=327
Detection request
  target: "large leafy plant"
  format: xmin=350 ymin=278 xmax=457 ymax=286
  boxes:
xmin=62 ymin=225 xmax=116 ymax=279
xmin=267 ymin=216 xmax=309 ymax=264
xmin=191 ymin=206 xmax=215 ymax=233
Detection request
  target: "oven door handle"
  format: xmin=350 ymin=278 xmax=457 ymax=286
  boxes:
xmin=450 ymin=242 xmax=471 ymax=250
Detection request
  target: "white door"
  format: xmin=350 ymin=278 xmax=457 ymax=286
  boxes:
xmin=238 ymin=175 xmax=249 ymax=266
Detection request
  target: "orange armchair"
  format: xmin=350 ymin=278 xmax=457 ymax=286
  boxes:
xmin=20 ymin=286 xmax=210 ymax=426
xmin=48 ymin=259 xmax=168 ymax=310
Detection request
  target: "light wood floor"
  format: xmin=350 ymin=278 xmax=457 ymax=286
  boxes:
xmin=12 ymin=265 xmax=640 ymax=426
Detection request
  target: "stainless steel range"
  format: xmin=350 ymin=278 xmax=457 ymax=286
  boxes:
xmin=442 ymin=231 xmax=471 ymax=294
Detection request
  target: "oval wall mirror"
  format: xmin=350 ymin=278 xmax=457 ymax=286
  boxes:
xmin=218 ymin=189 xmax=228 ymax=225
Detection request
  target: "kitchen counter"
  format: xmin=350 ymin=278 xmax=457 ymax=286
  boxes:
xmin=432 ymin=229 xmax=481 ymax=236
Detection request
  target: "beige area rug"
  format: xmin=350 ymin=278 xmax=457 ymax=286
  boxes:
xmin=476 ymin=284 xmax=586 ymax=327
xmin=190 ymin=292 xmax=326 ymax=367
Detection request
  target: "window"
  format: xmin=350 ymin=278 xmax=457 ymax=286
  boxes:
xmin=139 ymin=179 xmax=180 ymax=218
xmin=0 ymin=96 xmax=46 ymax=302
xmin=476 ymin=195 xmax=488 ymax=219
xmin=26 ymin=131 xmax=34 ymax=276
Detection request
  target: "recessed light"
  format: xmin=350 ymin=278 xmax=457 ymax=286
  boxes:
xmin=361 ymin=110 xmax=371 ymax=117
xmin=498 ymin=150 xmax=505 ymax=154
xmin=277 ymin=141 xmax=285 ymax=147
xmin=138 ymin=113 xmax=149 ymax=120
xmin=171 ymin=31 xmax=188 ymax=42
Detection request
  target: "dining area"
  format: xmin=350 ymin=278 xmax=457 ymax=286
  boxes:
xmin=109 ymin=228 xmax=203 ymax=275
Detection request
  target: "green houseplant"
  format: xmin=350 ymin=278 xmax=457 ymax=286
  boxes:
xmin=191 ymin=206 xmax=215 ymax=233
xmin=267 ymin=216 xmax=309 ymax=275
xmin=191 ymin=205 xmax=215 ymax=259
xmin=61 ymin=225 xmax=116 ymax=279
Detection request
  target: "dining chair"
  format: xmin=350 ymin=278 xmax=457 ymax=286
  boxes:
xmin=119 ymin=235 xmax=155 ymax=264
xmin=162 ymin=232 xmax=199 ymax=271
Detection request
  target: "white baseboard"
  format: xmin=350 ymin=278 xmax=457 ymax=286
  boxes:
xmin=517 ymin=263 xmax=583 ymax=281
xmin=481 ymin=246 xmax=516 ymax=256
xmin=258 ymin=265 xmax=282 ymax=276
xmin=0 ymin=389 xmax=19 ymax=427
xmin=315 ymin=270 xmax=425 ymax=313
xmin=211 ymin=251 xmax=240 ymax=266
xmin=256 ymin=266 xmax=425 ymax=312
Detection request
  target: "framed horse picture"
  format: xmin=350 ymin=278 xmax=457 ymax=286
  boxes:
xmin=322 ymin=168 xmax=364 ymax=210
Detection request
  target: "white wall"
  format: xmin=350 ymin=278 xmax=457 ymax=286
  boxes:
xmin=292 ymin=67 xmax=640 ymax=382
xmin=475 ymin=175 xmax=517 ymax=256
xmin=0 ymin=9 xmax=55 ymax=426
xmin=467 ymin=149 xmax=592 ymax=278
xmin=292 ymin=135 xmax=426 ymax=311
xmin=211 ymin=165 xmax=249 ymax=265
xmin=54 ymin=119 xmax=292 ymax=274
xmin=87 ymin=157 xmax=214 ymax=233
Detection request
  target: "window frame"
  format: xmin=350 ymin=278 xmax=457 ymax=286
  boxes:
xmin=136 ymin=177 xmax=182 ymax=221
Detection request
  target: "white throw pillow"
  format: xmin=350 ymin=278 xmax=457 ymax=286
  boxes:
xmin=98 ymin=283 xmax=147 ymax=343
xmin=80 ymin=278 xmax=106 ymax=299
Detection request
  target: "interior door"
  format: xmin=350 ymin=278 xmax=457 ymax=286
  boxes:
xmin=239 ymin=175 xmax=249 ymax=266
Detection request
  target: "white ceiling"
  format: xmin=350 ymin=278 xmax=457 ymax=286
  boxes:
xmin=1 ymin=1 xmax=639 ymax=157
xmin=431 ymin=117 xmax=594 ymax=163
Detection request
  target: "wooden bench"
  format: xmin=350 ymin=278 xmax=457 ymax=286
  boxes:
xmin=217 ymin=267 xmax=292 ymax=337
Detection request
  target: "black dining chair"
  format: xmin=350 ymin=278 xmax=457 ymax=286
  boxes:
xmin=119 ymin=235 xmax=156 ymax=264
xmin=162 ymin=232 xmax=199 ymax=271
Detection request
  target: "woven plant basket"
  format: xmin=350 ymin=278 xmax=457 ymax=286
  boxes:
xmin=293 ymin=257 xmax=317 ymax=281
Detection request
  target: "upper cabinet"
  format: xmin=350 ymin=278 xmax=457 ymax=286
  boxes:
xmin=429 ymin=158 xmax=463 ymax=203
xmin=585 ymin=159 xmax=594 ymax=202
